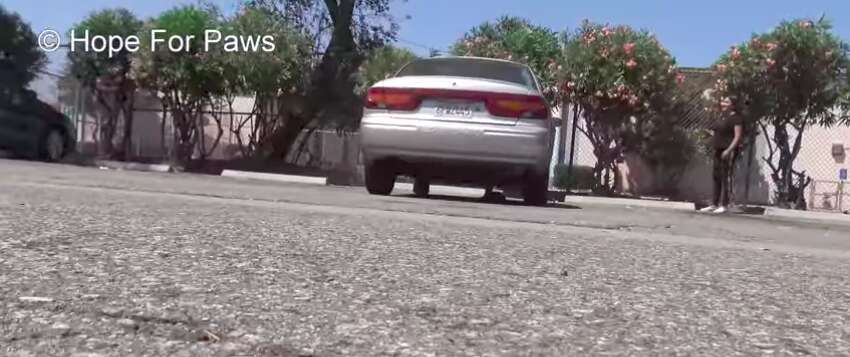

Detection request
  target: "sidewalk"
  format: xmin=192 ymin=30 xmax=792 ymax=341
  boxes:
xmin=64 ymin=161 xmax=850 ymax=226
xmin=764 ymin=206 xmax=850 ymax=224
xmin=219 ymin=169 xmax=698 ymax=209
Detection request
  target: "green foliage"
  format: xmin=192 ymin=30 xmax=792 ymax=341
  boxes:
xmin=218 ymin=5 xmax=313 ymax=158
xmin=553 ymin=164 xmax=595 ymax=191
xmin=451 ymin=16 xmax=561 ymax=101
xmin=709 ymin=18 xmax=850 ymax=207
xmin=638 ymin=114 xmax=699 ymax=190
xmin=0 ymin=5 xmax=46 ymax=89
xmin=249 ymin=0 xmax=406 ymax=158
xmin=558 ymin=20 xmax=681 ymax=193
xmin=709 ymin=18 xmax=849 ymax=127
xmin=223 ymin=6 xmax=311 ymax=98
xmin=131 ymin=5 xmax=226 ymax=164
xmin=249 ymin=0 xmax=400 ymax=54
xmin=356 ymin=45 xmax=418 ymax=94
xmin=132 ymin=5 xmax=225 ymax=100
xmin=67 ymin=9 xmax=143 ymax=86
xmin=559 ymin=21 xmax=680 ymax=115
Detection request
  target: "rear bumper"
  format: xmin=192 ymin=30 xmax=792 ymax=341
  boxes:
xmin=360 ymin=114 xmax=553 ymax=169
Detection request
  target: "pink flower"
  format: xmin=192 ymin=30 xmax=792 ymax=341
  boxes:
xmin=676 ymin=73 xmax=686 ymax=84
xmin=617 ymin=84 xmax=627 ymax=93
xmin=766 ymin=58 xmax=776 ymax=67
xmin=716 ymin=64 xmax=728 ymax=73
xmin=766 ymin=42 xmax=778 ymax=51
xmin=731 ymin=47 xmax=742 ymax=60
xmin=602 ymin=27 xmax=614 ymax=37
xmin=623 ymin=43 xmax=636 ymax=55
xmin=626 ymin=58 xmax=638 ymax=69
xmin=715 ymin=79 xmax=728 ymax=91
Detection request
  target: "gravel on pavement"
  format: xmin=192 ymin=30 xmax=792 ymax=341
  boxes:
xmin=2 ymin=159 xmax=850 ymax=356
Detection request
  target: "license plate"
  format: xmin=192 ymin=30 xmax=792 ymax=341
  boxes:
xmin=435 ymin=104 xmax=474 ymax=118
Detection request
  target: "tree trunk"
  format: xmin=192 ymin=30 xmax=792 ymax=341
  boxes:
xmin=768 ymin=122 xmax=810 ymax=209
xmin=266 ymin=0 xmax=364 ymax=161
xmin=119 ymin=94 xmax=135 ymax=161
xmin=169 ymin=108 xmax=197 ymax=167
xmin=160 ymin=104 xmax=168 ymax=159
xmin=96 ymin=94 xmax=118 ymax=159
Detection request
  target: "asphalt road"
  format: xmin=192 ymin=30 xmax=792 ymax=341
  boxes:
xmin=2 ymin=158 xmax=850 ymax=356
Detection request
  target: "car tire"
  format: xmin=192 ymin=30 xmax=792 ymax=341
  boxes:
xmin=523 ymin=171 xmax=549 ymax=206
xmin=413 ymin=177 xmax=430 ymax=198
xmin=39 ymin=128 xmax=66 ymax=162
xmin=365 ymin=161 xmax=396 ymax=195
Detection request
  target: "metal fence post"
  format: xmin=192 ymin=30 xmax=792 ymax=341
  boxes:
xmin=567 ymin=103 xmax=579 ymax=191
xmin=742 ymin=131 xmax=757 ymax=206
xmin=809 ymin=180 xmax=817 ymax=210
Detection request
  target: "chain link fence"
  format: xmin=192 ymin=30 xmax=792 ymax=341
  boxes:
xmin=40 ymin=62 xmax=850 ymax=212
xmin=793 ymin=123 xmax=850 ymax=212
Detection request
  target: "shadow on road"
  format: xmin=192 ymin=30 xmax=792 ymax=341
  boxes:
xmin=398 ymin=194 xmax=582 ymax=210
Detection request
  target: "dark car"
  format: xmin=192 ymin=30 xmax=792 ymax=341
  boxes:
xmin=0 ymin=87 xmax=76 ymax=161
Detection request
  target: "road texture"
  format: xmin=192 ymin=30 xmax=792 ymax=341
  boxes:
xmin=2 ymin=158 xmax=850 ymax=356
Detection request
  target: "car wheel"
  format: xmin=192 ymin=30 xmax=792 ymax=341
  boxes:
xmin=413 ymin=177 xmax=430 ymax=198
xmin=523 ymin=171 xmax=549 ymax=206
xmin=365 ymin=161 xmax=396 ymax=195
xmin=40 ymin=128 xmax=66 ymax=162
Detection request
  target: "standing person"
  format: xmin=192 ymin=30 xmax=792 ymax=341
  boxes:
xmin=700 ymin=99 xmax=746 ymax=214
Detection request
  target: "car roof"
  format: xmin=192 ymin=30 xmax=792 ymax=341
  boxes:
xmin=414 ymin=56 xmax=527 ymax=66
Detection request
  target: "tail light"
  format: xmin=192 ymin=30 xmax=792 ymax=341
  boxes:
xmin=486 ymin=95 xmax=549 ymax=119
xmin=366 ymin=88 xmax=420 ymax=111
xmin=366 ymin=87 xmax=549 ymax=119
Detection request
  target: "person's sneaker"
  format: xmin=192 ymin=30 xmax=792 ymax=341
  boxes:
xmin=713 ymin=206 xmax=728 ymax=214
xmin=699 ymin=205 xmax=718 ymax=213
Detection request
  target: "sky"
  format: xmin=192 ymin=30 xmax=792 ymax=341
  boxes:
xmin=5 ymin=0 xmax=850 ymax=73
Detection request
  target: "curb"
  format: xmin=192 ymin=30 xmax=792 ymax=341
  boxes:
xmin=94 ymin=160 xmax=173 ymax=173
xmin=220 ymin=170 xmax=327 ymax=185
xmin=563 ymin=195 xmax=695 ymax=211
xmin=764 ymin=207 xmax=850 ymax=225
xmin=223 ymin=170 xmax=699 ymax=210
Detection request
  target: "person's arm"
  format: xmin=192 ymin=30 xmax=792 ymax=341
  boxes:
xmin=722 ymin=124 xmax=744 ymax=159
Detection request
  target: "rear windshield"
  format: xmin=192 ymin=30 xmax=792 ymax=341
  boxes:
xmin=396 ymin=58 xmax=539 ymax=91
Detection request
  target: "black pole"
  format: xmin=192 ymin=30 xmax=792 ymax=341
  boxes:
xmin=567 ymin=103 xmax=579 ymax=191
xmin=743 ymin=131 xmax=757 ymax=207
